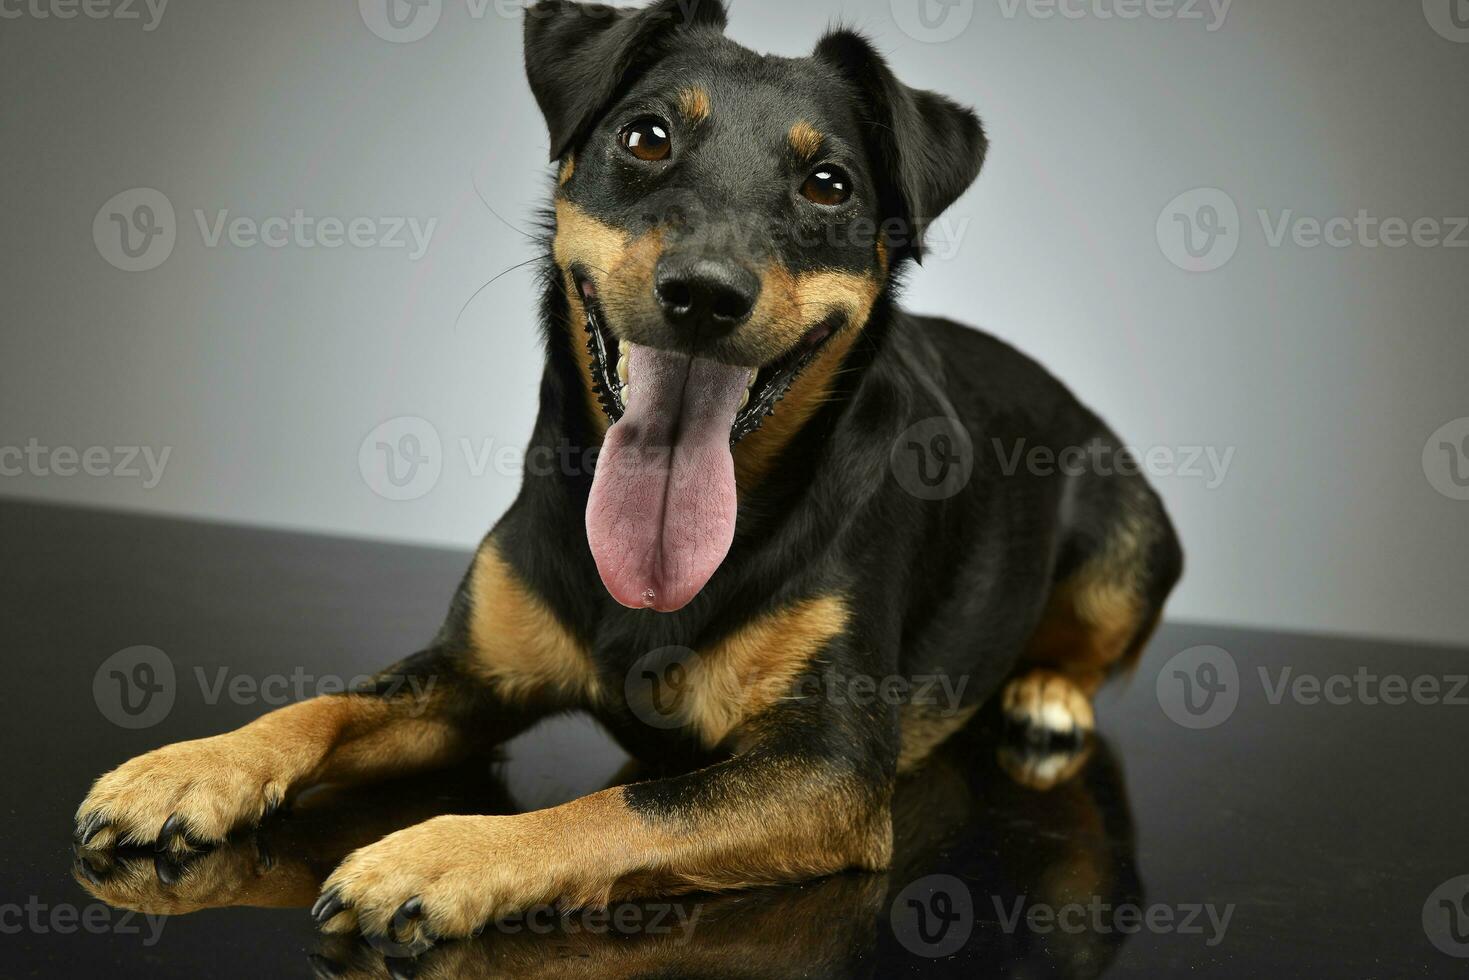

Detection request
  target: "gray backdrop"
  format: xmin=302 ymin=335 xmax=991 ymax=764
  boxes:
xmin=3 ymin=0 xmax=1466 ymax=646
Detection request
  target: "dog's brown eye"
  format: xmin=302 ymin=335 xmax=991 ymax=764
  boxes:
xmin=801 ymin=165 xmax=851 ymax=206
xmin=620 ymin=117 xmax=672 ymax=162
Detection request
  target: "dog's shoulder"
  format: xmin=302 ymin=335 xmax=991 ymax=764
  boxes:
xmin=889 ymin=310 xmax=1106 ymax=439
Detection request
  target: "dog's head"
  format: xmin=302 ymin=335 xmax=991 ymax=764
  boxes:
xmin=524 ymin=0 xmax=986 ymax=612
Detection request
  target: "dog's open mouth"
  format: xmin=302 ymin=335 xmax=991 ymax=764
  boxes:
xmin=575 ymin=268 xmax=839 ymax=614
xmin=575 ymin=270 xmax=837 ymax=445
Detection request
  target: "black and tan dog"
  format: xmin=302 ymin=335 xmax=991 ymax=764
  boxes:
xmin=75 ymin=0 xmax=1181 ymax=949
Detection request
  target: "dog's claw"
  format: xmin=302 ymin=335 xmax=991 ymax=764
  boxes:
xmin=312 ymin=890 xmax=347 ymax=925
xmin=72 ymin=846 xmax=108 ymax=887
xmin=384 ymin=956 xmax=419 ymax=980
xmin=258 ymin=840 xmax=275 ymax=873
xmin=306 ymin=953 xmax=345 ymax=980
xmin=156 ymin=813 xmax=185 ymax=851
xmin=154 ymin=851 xmax=186 ymax=885
xmin=390 ymin=896 xmax=424 ymax=941
xmin=76 ymin=813 xmax=108 ymax=847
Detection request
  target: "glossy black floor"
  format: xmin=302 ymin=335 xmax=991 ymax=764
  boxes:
xmin=1 ymin=499 xmax=1465 ymax=978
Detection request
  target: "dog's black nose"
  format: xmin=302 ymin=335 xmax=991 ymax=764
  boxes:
xmin=654 ymin=257 xmax=759 ymax=334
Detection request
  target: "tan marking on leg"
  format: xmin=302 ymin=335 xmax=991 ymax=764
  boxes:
xmin=896 ymin=702 xmax=980 ymax=774
xmin=76 ymin=690 xmax=463 ymax=853
xmin=788 ymin=120 xmax=823 ymax=161
xmin=676 ymin=86 xmax=711 ymax=125
xmin=664 ymin=595 xmax=850 ymax=747
xmin=1024 ymin=514 xmax=1154 ymax=677
xmin=558 ymin=154 xmax=575 ymax=186
xmin=318 ymin=764 xmax=889 ymax=942
xmin=466 ymin=537 xmax=602 ymax=707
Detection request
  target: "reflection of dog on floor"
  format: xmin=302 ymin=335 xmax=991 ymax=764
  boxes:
xmin=74 ymin=716 xmax=1140 ymax=978
xmin=75 ymin=0 xmax=1179 ymax=950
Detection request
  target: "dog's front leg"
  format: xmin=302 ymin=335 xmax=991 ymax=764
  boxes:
xmin=313 ymin=708 xmax=897 ymax=946
xmin=73 ymin=648 xmax=537 ymax=853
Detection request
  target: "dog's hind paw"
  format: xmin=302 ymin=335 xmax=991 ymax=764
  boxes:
xmin=1000 ymin=670 xmax=1095 ymax=747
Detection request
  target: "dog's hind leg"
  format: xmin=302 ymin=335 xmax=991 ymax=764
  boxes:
xmin=1001 ymin=470 xmax=1183 ymax=753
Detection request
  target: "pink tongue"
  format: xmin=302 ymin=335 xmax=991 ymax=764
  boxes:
xmin=586 ymin=345 xmax=750 ymax=612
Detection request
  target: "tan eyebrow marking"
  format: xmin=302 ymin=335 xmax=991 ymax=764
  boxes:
xmin=676 ymin=87 xmax=711 ymax=125
xmin=788 ymin=120 xmax=823 ymax=161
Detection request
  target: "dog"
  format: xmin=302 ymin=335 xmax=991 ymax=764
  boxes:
xmin=75 ymin=0 xmax=1181 ymax=949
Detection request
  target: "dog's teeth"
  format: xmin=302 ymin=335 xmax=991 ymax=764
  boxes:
xmin=623 ymin=384 xmax=633 ymax=406
xmin=617 ymin=355 xmax=631 ymax=385
xmin=747 ymin=369 xmax=758 ymax=389
xmin=738 ymin=387 xmax=750 ymax=411
xmin=619 ymin=339 xmax=631 ymax=358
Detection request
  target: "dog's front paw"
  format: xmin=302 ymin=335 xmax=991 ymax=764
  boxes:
xmin=312 ymin=814 xmax=574 ymax=950
xmin=72 ymin=830 xmax=289 ymax=914
xmin=75 ymin=735 xmax=289 ymax=853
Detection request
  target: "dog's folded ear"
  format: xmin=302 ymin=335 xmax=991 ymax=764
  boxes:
xmin=524 ymin=0 xmax=728 ymax=161
xmin=814 ymin=30 xmax=987 ymax=263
